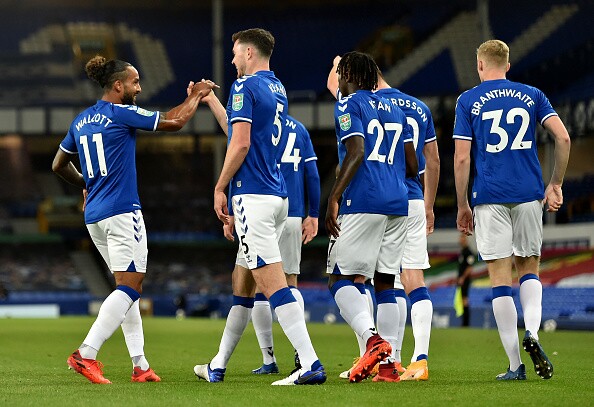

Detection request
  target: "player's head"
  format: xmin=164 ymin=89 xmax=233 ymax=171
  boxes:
xmin=476 ymin=40 xmax=510 ymax=81
xmin=231 ymin=28 xmax=275 ymax=78
xmin=85 ymin=55 xmax=141 ymax=105
xmin=336 ymin=51 xmax=379 ymax=96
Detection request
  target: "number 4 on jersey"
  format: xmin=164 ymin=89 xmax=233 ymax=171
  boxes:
xmin=281 ymin=131 xmax=301 ymax=171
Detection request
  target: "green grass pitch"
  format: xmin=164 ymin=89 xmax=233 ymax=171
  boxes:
xmin=1 ymin=317 xmax=593 ymax=406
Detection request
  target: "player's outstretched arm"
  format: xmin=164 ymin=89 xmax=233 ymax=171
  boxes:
xmin=157 ymin=80 xmax=217 ymax=132
xmin=542 ymin=115 xmax=571 ymax=212
xmin=327 ymin=56 xmax=341 ymax=100
xmin=199 ymin=85 xmax=229 ymax=135
xmin=423 ymin=141 xmax=440 ymax=234
xmin=454 ymin=139 xmax=473 ymax=235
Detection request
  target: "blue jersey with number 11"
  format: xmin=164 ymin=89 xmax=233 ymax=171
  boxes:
xmin=60 ymin=100 xmax=159 ymax=224
xmin=453 ymin=79 xmax=557 ymax=206
xmin=335 ymin=90 xmax=412 ymax=216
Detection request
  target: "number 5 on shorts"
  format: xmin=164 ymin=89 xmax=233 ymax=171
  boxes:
xmin=240 ymin=235 xmax=249 ymax=255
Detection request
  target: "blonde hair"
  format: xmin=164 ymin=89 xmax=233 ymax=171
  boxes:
xmin=477 ymin=40 xmax=509 ymax=69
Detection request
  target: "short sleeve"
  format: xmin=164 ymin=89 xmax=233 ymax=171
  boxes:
xmin=534 ymin=88 xmax=557 ymax=126
xmin=113 ymin=105 xmax=160 ymax=131
xmin=425 ymin=111 xmax=437 ymax=144
xmin=335 ymin=98 xmax=364 ymax=143
xmin=300 ymin=125 xmax=317 ymax=162
xmin=60 ymin=126 xmax=78 ymax=154
xmin=452 ymin=94 xmax=473 ymax=141
xmin=401 ymin=116 xmax=414 ymax=144
xmin=228 ymin=78 xmax=255 ymax=124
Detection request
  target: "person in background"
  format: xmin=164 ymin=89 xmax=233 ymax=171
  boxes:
xmin=457 ymin=233 xmax=475 ymax=327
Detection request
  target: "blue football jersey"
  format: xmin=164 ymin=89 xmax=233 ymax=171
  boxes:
xmin=376 ymin=88 xmax=437 ymax=200
xmin=335 ymin=90 xmax=412 ymax=216
xmin=453 ymin=79 xmax=556 ymax=206
xmin=278 ymin=115 xmax=318 ymax=217
xmin=226 ymin=71 xmax=287 ymax=198
xmin=60 ymin=101 xmax=160 ymax=224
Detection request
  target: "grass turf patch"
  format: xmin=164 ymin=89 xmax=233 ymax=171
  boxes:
xmin=1 ymin=317 xmax=592 ymax=406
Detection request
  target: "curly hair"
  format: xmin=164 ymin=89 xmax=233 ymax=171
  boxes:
xmin=85 ymin=55 xmax=132 ymax=89
xmin=337 ymin=51 xmax=379 ymax=91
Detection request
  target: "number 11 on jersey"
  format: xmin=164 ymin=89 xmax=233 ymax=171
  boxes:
xmin=80 ymin=132 xmax=108 ymax=178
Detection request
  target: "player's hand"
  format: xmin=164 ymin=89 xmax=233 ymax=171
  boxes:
xmin=223 ymin=216 xmax=235 ymax=241
xmin=544 ymin=183 xmax=563 ymax=212
xmin=425 ymin=207 xmax=435 ymax=235
xmin=186 ymin=81 xmax=195 ymax=97
xmin=199 ymin=89 xmax=216 ymax=104
xmin=81 ymin=189 xmax=88 ymax=212
xmin=333 ymin=55 xmax=341 ymax=67
xmin=193 ymin=79 xmax=219 ymax=97
xmin=198 ymin=79 xmax=219 ymax=104
xmin=302 ymin=216 xmax=318 ymax=245
xmin=456 ymin=204 xmax=473 ymax=236
xmin=325 ymin=199 xmax=340 ymax=239
xmin=214 ymin=190 xmax=230 ymax=224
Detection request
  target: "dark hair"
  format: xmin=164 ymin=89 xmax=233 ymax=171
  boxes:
xmin=85 ymin=55 xmax=132 ymax=89
xmin=232 ymin=28 xmax=275 ymax=58
xmin=337 ymin=51 xmax=379 ymax=91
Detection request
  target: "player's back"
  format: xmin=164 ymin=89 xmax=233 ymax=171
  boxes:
xmin=62 ymin=101 xmax=159 ymax=223
xmin=226 ymin=71 xmax=287 ymax=198
xmin=376 ymin=88 xmax=436 ymax=200
xmin=453 ymin=79 xmax=556 ymax=206
xmin=335 ymin=91 xmax=410 ymax=216
xmin=277 ymin=115 xmax=316 ymax=217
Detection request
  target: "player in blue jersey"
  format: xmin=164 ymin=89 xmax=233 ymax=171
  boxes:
xmin=198 ymin=83 xmax=321 ymax=374
xmin=453 ymin=40 xmax=570 ymax=380
xmin=52 ymin=55 xmax=215 ymax=384
xmin=250 ymin=115 xmax=320 ymax=375
xmin=328 ymin=56 xmax=440 ymax=381
xmin=376 ymin=74 xmax=439 ymax=381
xmin=326 ymin=51 xmax=418 ymax=383
xmin=193 ymin=28 xmax=325 ymax=386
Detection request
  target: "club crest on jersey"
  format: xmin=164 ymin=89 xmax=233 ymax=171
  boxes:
xmin=339 ymin=113 xmax=351 ymax=131
xmin=232 ymin=94 xmax=244 ymax=111
xmin=135 ymin=107 xmax=155 ymax=117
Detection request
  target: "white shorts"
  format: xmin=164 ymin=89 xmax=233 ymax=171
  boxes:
xmin=233 ymin=194 xmax=288 ymax=270
xmin=393 ymin=272 xmax=404 ymax=290
xmin=402 ymin=199 xmax=430 ymax=270
xmin=326 ymin=213 xmax=407 ymax=279
xmin=86 ymin=210 xmax=148 ymax=273
xmin=474 ymin=201 xmax=543 ymax=260
xmin=279 ymin=216 xmax=302 ymax=275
